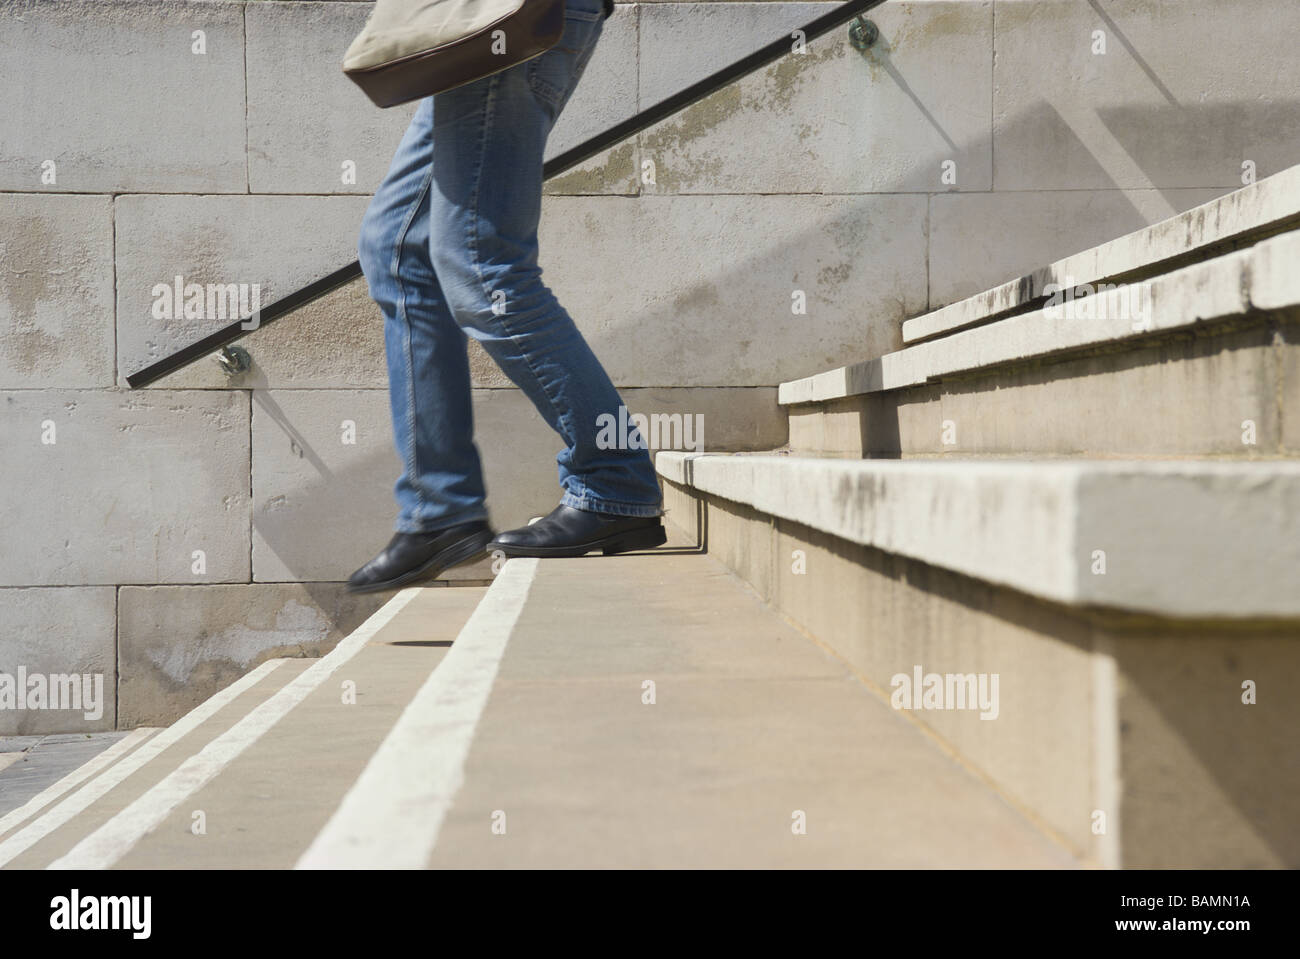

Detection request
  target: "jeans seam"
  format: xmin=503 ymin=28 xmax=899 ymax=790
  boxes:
xmin=530 ymin=17 xmax=602 ymax=118
xmin=526 ymin=60 xmax=563 ymax=116
xmin=392 ymin=152 xmax=437 ymax=520
xmin=397 ymin=502 xmax=490 ymax=535
xmin=469 ymin=72 xmax=575 ymax=452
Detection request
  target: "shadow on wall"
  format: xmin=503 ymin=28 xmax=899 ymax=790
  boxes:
xmin=116 ymin=580 xmax=391 ymax=728
xmin=246 ymin=378 xmax=719 ymax=583
xmin=235 ymin=40 xmax=1293 ymax=575
xmin=606 ymin=95 xmax=1278 ymax=380
xmin=1111 ymin=626 xmax=1300 ymax=868
xmin=245 ymin=375 xmax=560 ymax=584
xmin=106 ymin=11 xmax=1300 ymax=859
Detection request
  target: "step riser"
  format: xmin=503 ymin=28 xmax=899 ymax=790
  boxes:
xmin=665 ymin=480 xmax=1300 ymax=869
xmin=788 ymin=316 xmax=1298 ymax=457
xmin=780 ymin=227 xmax=1300 ymax=428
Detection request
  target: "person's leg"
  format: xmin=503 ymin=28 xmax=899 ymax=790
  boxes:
xmin=358 ymin=97 xmax=490 ymax=536
xmin=425 ymin=0 xmax=664 ymax=532
xmin=349 ymin=98 xmax=494 ymax=592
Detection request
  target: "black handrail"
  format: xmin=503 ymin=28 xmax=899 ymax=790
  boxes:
xmin=126 ymin=0 xmax=887 ymax=388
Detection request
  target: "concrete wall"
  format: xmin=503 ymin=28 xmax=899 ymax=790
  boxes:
xmin=4 ymin=0 xmax=1299 ymax=731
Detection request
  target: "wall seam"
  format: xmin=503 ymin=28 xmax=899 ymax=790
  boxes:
xmin=111 ymin=195 xmax=119 ymax=386
xmin=990 ymin=0 xmax=997 ymax=193
xmin=113 ymin=585 xmax=121 ymax=730
xmin=242 ymin=3 xmax=251 ymax=194
xmin=247 ymin=389 xmax=255 ymax=584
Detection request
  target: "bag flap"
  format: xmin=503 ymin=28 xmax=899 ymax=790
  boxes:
xmin=344 ymin=0 xmax=529 ymax=72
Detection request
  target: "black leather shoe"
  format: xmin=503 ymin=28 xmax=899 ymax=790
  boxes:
xmin=489 ymin=504 xmax=666 ymax=557
xmin=347 ymin=520 xmax=494 ymax=593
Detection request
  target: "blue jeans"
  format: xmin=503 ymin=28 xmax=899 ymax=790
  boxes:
xmin=358 ymin=0 xmax=662 ymax=534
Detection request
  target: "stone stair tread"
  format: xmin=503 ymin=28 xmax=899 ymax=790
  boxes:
xmin=109 ymin=587 xmax=486 ymax=869
xmin=5 ymin=545 xmax=1073 ymax=869
xmin=294 ymin=544 xmax=1075 ymax=868
xmin=426 ymin=550 xmax=1075 ymax=867
xmin=0 ymin=658 xmax=314 ymax=869
xmin=903 ymin=163 xmax=1300 ymax=345
xmin=780 ymin=228 xmax=1300 ymax=407
xmin=0 ymin=731 xmax=141 ymax=820
xmin=656 ymin=451 xmax=1300 ymax=619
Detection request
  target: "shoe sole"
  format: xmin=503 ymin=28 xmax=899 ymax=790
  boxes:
xmin=347 ymin=528 xmax=496 ymax=594
xmin=489 ymin=523 xmax=668 ymax=559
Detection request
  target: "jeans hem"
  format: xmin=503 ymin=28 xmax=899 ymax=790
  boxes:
xmin=560 ymin=491 xmax=662 ymax=519
xmin=395 ymin=504 xmax=491 ymax=535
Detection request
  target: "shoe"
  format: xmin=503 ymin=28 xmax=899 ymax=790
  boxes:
xmin=489 ymin=504 xmax=666 ymax=557
xmin=347 ymin=520 xmax=494 ymax=593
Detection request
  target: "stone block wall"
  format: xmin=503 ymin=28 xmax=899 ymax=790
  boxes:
xmin=3 ymin=0 xmax=1297 ymax=730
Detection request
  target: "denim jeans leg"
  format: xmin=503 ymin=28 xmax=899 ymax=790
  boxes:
xmin=358 ymin=98 xmax=490 ymax=534
xmin=423 ymin=4 xmax=663 ymax=518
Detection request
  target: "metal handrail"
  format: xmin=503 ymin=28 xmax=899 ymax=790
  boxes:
xmin=126 ymin=0 xmax=887 ymax=388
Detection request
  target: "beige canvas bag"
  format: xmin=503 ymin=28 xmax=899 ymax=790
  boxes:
xmin=344 ymin=0 xmax=566 ymax=108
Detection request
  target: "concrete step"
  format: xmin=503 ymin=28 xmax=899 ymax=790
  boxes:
xmin=905 ymin=163 xmax=1300 ymax=345
xmin=0 ymin=580 xmax=442 ymax=868
xmin=0 ymin=658 xmax=315 ymax=868
xmin=657 ymin=450 xmax=1300 ymax=868
xmin=106 ymin=587 xmax=485 ymax=869
xmin=0 ymin=526 xmax=1078 ymax=869
xmin=0 ymin=730 xmax=159 ymax=825
xmin=299 ymin=544 xmax=1074 ymax=869
xmin=780 ymin=227 xmax=1300 ymax=457
xmin=14 ymin=583 xmax=440 ymax=870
